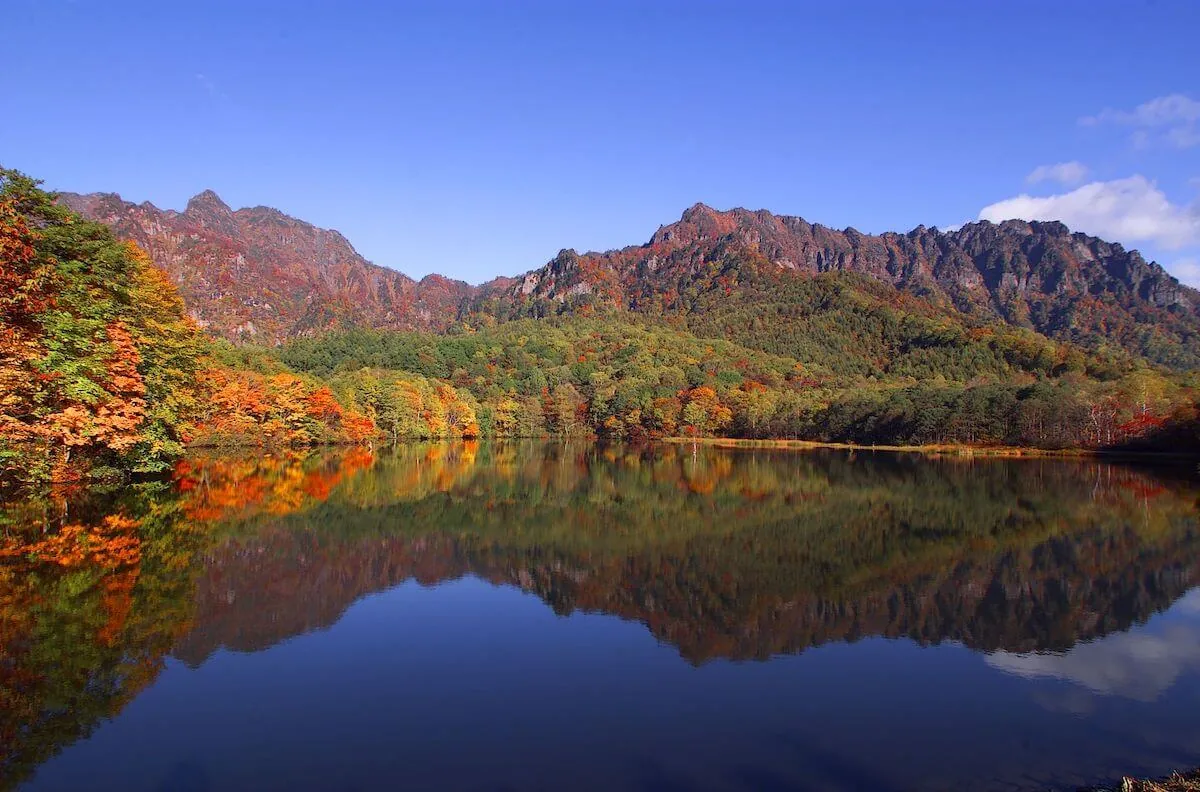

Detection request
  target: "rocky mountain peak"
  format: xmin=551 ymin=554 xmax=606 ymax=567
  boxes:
xmin=63 ymin=189 xmax=476 ymax=342
xmin=62 ymin=189 xmax=1200 ymax=367
xmin=506 ymin=201 xmax=1200 ymax=368
xmin=680 ymin=202 xmax=720 ymax=222
xmin=651 ymin=203 xmax=746 ymax=247
xmin=185 ymin=189 xmax=231 ymax=215
xmin=183 ymin=189 xmax=237 ymax=234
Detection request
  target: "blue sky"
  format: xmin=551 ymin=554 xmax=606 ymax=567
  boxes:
xmin=4 ymin=0 xmax=1199 ymax=285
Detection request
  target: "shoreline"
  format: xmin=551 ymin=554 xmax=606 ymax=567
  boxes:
xmin=661 ymin=436 xmax=1200 ymax=462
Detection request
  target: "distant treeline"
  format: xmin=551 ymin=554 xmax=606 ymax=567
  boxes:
xmin=280 ymin=322 xmax=1199 ymax=451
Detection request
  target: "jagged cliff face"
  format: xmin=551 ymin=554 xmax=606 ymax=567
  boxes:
xmin=63 ymin=191 xmax=1200 ymax=365
xmin=59 ymin=190 xmax=477 ymax=342
xmin=502 ymin=204 xmax=1200 ymax=368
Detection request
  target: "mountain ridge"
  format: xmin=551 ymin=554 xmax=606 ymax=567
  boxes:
xmin=520 ymin=201 xmax=1195 ymax=313
xmin=487 ymin=201 xmax=1200 ymax=368
xmin=60 ymin=189 xmax=1200 ymax=367
xmin=59 ymin=189 xmax=479 ymax=340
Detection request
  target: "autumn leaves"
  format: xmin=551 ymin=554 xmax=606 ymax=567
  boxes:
xmin=0 ymin=170 xmax=204 ymax=487
xmin=0 ymin=168 xmax=504 ymax=489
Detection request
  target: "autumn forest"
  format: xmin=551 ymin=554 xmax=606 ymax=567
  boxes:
xmin=1 ymin=167 xmax=1199 ymax=493
xmin=11 ymin=1 xmax=1200 ymax=787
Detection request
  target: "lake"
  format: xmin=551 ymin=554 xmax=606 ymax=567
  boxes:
xmin=3 ymin=442 xmax=1199 ymax=791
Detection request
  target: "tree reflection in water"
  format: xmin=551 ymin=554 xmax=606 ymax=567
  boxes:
xmin=2 ymin=442 xmax=1198 ymax=787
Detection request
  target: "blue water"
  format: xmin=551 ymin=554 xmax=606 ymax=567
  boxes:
xmin=21 ymin=580 xmax=1200 ymax=792
xmin=7 ymin=444 xmax=1200 ymax=791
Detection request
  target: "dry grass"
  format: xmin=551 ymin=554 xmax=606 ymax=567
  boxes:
xmin=662 ymin=436 xmax=1098 ymax=458
xmin=662 ymin=436 xmax=1198 ymax=461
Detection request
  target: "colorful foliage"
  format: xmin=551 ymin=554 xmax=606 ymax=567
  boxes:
xmin=0 ymin=169 xmax=205 ymax=487
xmin=189 ymin=368 xmax=377 ymax=448
xmin=281 ymin=318 xmax=1199 ymax=449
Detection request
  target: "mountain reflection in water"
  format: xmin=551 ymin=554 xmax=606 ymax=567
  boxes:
xmin=2 ymin=442 xmax=1199 ymax=791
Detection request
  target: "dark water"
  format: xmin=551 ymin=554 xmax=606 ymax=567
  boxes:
xmin=3 ymin=442 xmax=1200 ymax=792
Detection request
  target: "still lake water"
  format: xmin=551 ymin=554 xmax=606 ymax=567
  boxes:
xmin=3 ymin=442 xmax=1200 ymax=791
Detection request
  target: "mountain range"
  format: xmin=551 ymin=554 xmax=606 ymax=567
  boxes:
xmin=60 ymin=190 xmax=489 ymax=340
xmin=60 ymin=189 xmax=1200 ymax=368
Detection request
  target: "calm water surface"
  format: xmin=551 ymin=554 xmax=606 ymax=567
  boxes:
xmin=3 ymin=442 xmax=1199 ymax=791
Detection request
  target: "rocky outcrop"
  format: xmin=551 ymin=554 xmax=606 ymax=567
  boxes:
xmin=59 ymin=190 xmax=477 ymax=343
xmin=63 ymin=191 xmax=1200 ymax=365
xmin=500 ymin=204 xmax=1200 ymax=367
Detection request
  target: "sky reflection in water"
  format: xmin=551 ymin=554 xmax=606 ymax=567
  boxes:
xmin=4 ymin=442 xmax=1199 ymax=792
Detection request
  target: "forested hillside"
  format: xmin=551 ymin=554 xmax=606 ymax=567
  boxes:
xmin=0 ymin=170 xmax=204 ymax=485
xmin=63 ymin=190 xmax=1200 ymax=372
xmin=58 ymin=190 xmax=484 ymax=341
xmin=482 ymin=204 xmax=1200 ymax=370
xmin=0 ymin=171 xmax=376 ymax=488
xmin=3 ymin=166 xmax=1199 ymax=491
xmin=280 ymin=318 xmax=1199 ymax=449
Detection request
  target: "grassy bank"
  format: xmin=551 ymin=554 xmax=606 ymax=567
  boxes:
xmin=662 ymin=436 xmax=1200 ymax=461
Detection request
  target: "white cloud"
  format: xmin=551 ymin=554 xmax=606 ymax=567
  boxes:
xmin=1082 ymin=94 xmax=1200 ymax=127
xmin=986 ymin=622 xmax=1200 ymax=702
xmin=978 ymin=175 xmax=1200 ymax=249
xmin=1169 ymin=126 xmax=1200 ymax=149
xmin=1026 ymin=161 xmax=1089 ymax=186
xmin=1080 ymin=94 xmax=1200 ymax=149
xmin=1172 ymin=257 xmax=1200 ymax=287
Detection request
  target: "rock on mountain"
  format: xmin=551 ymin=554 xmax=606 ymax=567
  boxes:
xmin=497 ymin=203 xmax=1200 ymax=368
xmin=60 ymin=190 xmax=477 ymax=342
xmin=63 ymin=190 xmax=1200 ymax=367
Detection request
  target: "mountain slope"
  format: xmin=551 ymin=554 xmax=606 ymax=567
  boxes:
xmin=63 ymin=191 xmax=1200 ymax=369
xmin=482 ymin=204 xmax=1200 ymax=369
xmin=59 ymin=190 xmax=479 ymax=342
